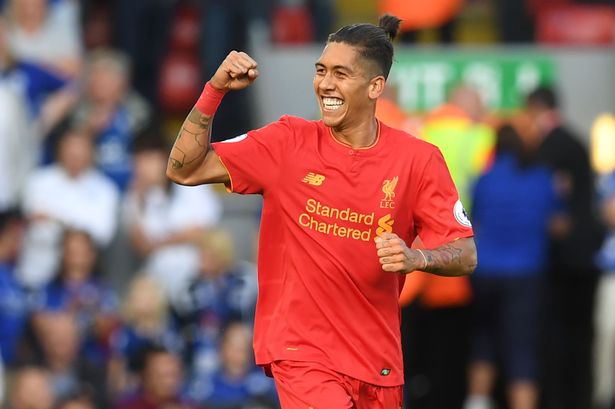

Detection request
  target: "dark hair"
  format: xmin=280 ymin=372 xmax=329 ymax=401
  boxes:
xmin=526 ymin=86 xmax=559 ymax=110
xmin=327 ymin=14 xmax=401 ymax=79
xmin=55 ymin=228 xmax=99 ymax=283
xmin=0 ymin=209 xmax=21 ymax=233
xmin=131 ymin=123 xmax=171 ymax=155
xmin=132 ymin=344 xmax=173 ymax=374
xmin=495 ymin=124 xmax=536 ymax=168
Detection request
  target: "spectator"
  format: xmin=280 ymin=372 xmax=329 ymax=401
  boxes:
xmin=113 ymin=345 xmax=195 ymax=409
xmin=0 ymin=15 xmax=33 ymax=211
xmin=123 ymin=133 xmax=221 ymax=304
xmin=68 ymin=48 xmax=151 ymax=192
xmin=7 ymin=366 xmax=55 ymax=409
xmin=32 ymin=312 xmax=107 ymax=408
xmin=593 ymin=170 xmax=615 ymax=409
xmin=526 ymin=86 xmax=603 ymax=409
xmin=176 ymin=228 xmax=257 ymax=337
xmin=190 ymin=322 xmax=277 ymax=409
xmin=421 ymin=85 xmax=495 ymax=210
xmin=403 ymin=84 xmax=495 ymax=409
xmin=32 ymin=229 xmax=119 ymax=364
xmin=4 ymin=0 xmax=83 ymax=76
xmin=54 ymin=394 xmax=97 ymax=409
xmin=175 ymin=228 xmax=257 ymax=384
xmin=16 ymin=129 xmax=119 ymax=289
xmin=108 ymin=276 xmax=183 ymax=398
xmin=0 ymin=14 xmax=78 ymax=173
xmin=0 ymin=211 xmax=29 ymax=367
xmin=464 ymin=124 xmax=563 ymax=409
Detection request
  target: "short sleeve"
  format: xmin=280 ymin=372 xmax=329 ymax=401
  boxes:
xmin=414 ymin=148 xmax=474 ymax=249
xmin=212 ymin=115 xmax=293 ymax=194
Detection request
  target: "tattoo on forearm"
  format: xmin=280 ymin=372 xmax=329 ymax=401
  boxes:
xmin=187 ymin=108 xmax=210 ymax=130
xmin=423 ymin=244 xmax=465 ymax=276
xmin=169 ymin=108 xmax=211 ymax=170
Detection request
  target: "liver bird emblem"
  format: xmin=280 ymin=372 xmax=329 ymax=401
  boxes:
xmin=382 ymin=176 xmax=398 ymax=201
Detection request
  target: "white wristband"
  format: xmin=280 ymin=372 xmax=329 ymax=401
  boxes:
xmin=416 ymin=249 xmax=428 ymax=270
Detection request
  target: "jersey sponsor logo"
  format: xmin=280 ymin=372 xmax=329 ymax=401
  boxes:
xmin=302 ymin=172 xmax=326 ymax=186
xmin=220 ymin=133 xmax=247 ymax=143
xmin=374 ymin=214 xmax=395 ymax=241
xmin=297 ymin=198 xmax=399 ymax=243
xmin=380 ymin=176 xmax=398 ymax=208
xmin=380 ymin=368 xmax=391 ymax=376
xmin=453 ymin=200 xmax=472 ymax=227
xmin=298 ymin=198 xmax=374 ymax=241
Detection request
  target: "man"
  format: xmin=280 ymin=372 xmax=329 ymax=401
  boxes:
xmin=167 ymin=15 xmax=477 ymax=408
xmin=526 ymin=86 xmax=603 ymax=409
xmin=17 ymin=129 xmax=119 ymax=289
xmin=407 ymin=84 xmax=494 ymax=409
xmin=113 ymin=345 xmax=194 ymax=409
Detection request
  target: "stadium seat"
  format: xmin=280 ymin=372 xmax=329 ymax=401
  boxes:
xmin=536 ymin=4 xmax=615 ymax=45
xmin=378 ymin=0 xmax=464 ymax=30
xmin=271 ymin=5 xmax=314 ymax=44
xmin=158 ymin=52 xmax=201 ymax=114
xmin=169 ymin=4 xmax=201 ymax=53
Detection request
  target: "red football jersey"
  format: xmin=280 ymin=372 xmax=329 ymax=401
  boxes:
xmin=212 ymin=116 xmax=473 ymax=386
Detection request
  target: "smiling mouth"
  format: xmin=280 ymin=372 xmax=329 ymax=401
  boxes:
xmin=322 ymin=97 xmax=344 ymax=111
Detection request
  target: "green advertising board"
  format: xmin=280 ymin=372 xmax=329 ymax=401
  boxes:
xmin=388 ymin=50 xmax=557 ymax=112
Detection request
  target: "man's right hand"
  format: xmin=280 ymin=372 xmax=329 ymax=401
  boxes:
xmin=210 ymin=51 xmax=259 ymax=92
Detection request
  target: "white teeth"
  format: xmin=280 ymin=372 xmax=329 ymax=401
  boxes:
xmin=323 ymin=97 xmax=343 ymax=111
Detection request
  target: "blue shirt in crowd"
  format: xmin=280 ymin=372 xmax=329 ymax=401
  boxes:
xmin=472 ymin=153 xmax=561 ymax=276
xmin=188 ymin=368 xmax=278 ymax=408
xmin=596 ymin=171 xmax=615 ymax=272
xmin=0 ymin=262 xmax=30 ymax=364
xmin=0 ymin=61 xmax=67 ymax=118
xmin=94 ymin=107 xmax=135 ymax=192
xmin=34 ymin=278 xmax=119 ymax=363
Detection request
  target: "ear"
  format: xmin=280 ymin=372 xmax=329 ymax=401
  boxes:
xmin=368 ymin=76 xmax=385 ymax=100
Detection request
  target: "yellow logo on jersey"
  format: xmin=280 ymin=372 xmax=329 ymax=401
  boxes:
xmin=380 ymin=176 xmax=398 ymax=208
xmin=374 ymin=214 xmax=395 ymax=241
xmin=302 ymin=172 xmax=325 ymax=186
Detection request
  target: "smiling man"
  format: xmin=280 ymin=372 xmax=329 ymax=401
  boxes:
xmin=166 ymin=15 xmax=477 ymax=409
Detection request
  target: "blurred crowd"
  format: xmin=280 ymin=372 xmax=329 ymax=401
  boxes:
xmin=388 ymin=83 xmax=614 ymax=409
xmin=0 ymin=1 xmax=614 ymax=409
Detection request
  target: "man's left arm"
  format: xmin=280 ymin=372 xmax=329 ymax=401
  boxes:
xmin=376 ymin=233 xmax=477 ymax=277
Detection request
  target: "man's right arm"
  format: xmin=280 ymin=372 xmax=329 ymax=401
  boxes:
xmin=166 ymin=107 xmax=226 ymax=186
xmin=166 ymin=51 xmax=259 ymax=186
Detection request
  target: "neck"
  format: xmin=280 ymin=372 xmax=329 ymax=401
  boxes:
xmin=143 ymin=390 xmax=167 ymax=405
xmin=66 ymin=273 xmax=88 ymax=285
xmin=331 ymin=116 xmax=379 ymax=149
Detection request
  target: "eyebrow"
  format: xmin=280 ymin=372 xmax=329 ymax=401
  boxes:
xmin=315 ymin=62 xmax=354 ymax=74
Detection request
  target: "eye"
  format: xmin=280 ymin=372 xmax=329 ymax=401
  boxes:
xmin=334 ymin=71 xmax=347 ymax=79
xmin=315 ymin=67 xmax=325 ymax=76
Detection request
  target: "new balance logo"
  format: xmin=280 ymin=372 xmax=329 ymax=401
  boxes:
xmin=302 ymin=172 xmax=325 ymax=186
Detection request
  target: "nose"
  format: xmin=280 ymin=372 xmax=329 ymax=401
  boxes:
xmin=318 ymin=72 xmax=335 ymax=92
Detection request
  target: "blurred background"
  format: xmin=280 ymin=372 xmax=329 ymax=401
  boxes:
xmin=0 ymin=0 xmax=615 ymax=409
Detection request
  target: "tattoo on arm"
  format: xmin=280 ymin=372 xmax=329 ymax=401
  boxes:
xmin=169 ymin=108 xmax=211 ymax=170
xmin=422 ymin=243 xmax=471 ymax=276
xmin=186 ymin=108 xmax=210 ymax=131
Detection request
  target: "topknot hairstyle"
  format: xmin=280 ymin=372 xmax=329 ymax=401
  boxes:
xmin=327 ymin=14 xmax=401 ymax=80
